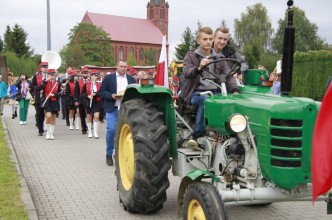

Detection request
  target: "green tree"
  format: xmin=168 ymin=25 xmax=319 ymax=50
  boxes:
xmin=234 ymin=3 xmax=273 ymax=53
xmin=127 ymin=52 xmax=138 ymax=66
xmin=68 ymin=23 xmax=114 ymax=66
xmin=174 ymin=27 xmax=195 ymax=61
xmin=143 ymin=48 xmax=157 ymax=66
xmin=272 ymin=6 xmax=329 ymax=54
xmin=5 ymin=51 xmax=37 ymax=77
xmin=59 ymin=45 xmax=87 ymax=71
xmin=3 ymin=24 xmax=33 ymax=58
xmin=0 ymin=36 xmax=3 ymax=53
xmin=259 ymin=53 xmax=279 ymax=73
xmin=219 ymin=19 xmax=228 ymax=28
xmin=4 ymin=26 xmax=12 ymax=52
xmin=31 ymin=54 xmax=42 ymax=67
xmin=243 ymin=40 xmax=261 ymax=69
xmin=192 ymin=21 xmax=202 ymax=49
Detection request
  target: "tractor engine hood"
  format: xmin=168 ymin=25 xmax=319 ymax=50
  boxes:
xmin=204 ymin=93 xmax=320 ymax=190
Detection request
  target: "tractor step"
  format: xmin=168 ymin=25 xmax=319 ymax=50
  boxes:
xmin=327 ymin=192 xmax=332 ymax=214
xmin=177 ymin=148 xmax=207 ymax=157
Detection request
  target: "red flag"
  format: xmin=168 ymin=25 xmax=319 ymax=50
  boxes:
xmin=155 ymin=35 xmax=169 ymax=87
xmin=312 ymin=85 xmax=332 ymax=202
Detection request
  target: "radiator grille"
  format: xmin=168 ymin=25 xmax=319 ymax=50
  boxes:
xmin=270 ymin=119 xmax=303 ymax=168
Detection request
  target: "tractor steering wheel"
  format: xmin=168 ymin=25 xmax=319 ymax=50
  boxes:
xmin=199 ymin=58 xmax=241 ymax=82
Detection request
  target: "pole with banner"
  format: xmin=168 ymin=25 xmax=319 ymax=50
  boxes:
xmin=155 ymin=35 xmax=168 ymax=88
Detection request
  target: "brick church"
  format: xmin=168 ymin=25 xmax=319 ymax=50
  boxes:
xmin=81 ymin=0 xmax=169 ymax=65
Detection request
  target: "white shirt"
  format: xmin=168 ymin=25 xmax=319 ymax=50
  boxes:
xmin=115 ymin=72 xmax=128 ymax=107
xmin=276 ymin=60 xmax=282 ymax=74
xmin=91 ymin=81 xmax=97 ymax=93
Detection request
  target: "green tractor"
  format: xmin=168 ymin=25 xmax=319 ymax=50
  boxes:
xmin=114 ymin=1 xmax=331 ymax=219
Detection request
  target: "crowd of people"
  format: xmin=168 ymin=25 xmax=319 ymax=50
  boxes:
xmin=0 ymin=60 xmax=159 ymax=165
xmin=0 ymin=26 xmax=285 ymax=164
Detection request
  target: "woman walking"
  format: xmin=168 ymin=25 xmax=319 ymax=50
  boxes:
xmin=16 ymin=73 xmax=32 ymax=124
xmin=7 ymin=75 xmax=18 ymax=119
xmin=82 ymin=70 xmax=102 ymax=138
xmin=65 ymin=69 xmax=80 ymax=130
xmin=42 ymin=69 xmax=61 ymax=140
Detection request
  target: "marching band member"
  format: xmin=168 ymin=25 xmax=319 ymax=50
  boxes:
xmin=31 ymin=62 xmax=48 ymax=136
xmin=81 ymin=70 xmax=102 ymax=138
xmin=96 ymin=71 xmax=105 ymax=123
xmin=74 ymin=68 xmax=89 ymax=134
xmin=42 ymin=69 xmax=61 ymax=140
xmin=66 ymin=69 xmax=79 ymax=130
xmin=170 ymin=77 xmax=180 ymax=108
xmin=170 ymin=76 xmax=180 ymax=97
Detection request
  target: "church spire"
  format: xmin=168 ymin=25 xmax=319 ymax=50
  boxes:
xmin=147 ymin=0 xmax=169 ymax=40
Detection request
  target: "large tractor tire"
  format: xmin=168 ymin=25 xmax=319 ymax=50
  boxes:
xmin=115 ymin=98 xmax=171 ymax=213
xmin=183 ymin=182 xmax=228 ymax=220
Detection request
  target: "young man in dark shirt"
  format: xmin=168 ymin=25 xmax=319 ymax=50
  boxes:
xmin=181 ymin=26 xmax=239 ymax=146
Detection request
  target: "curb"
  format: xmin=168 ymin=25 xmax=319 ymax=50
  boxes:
xmin=2 ymin=119 xmax=39 ymax=220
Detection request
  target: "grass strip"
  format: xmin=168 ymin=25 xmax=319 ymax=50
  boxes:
xmin=0 ymin=118 xmax=28 ymax=220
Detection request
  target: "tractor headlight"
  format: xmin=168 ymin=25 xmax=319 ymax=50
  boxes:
xmin=229 ymin=114 xmax=247 ymax=133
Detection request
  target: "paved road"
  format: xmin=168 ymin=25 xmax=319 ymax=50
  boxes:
xmin=3 ymin=104 xmax=330 ymax=220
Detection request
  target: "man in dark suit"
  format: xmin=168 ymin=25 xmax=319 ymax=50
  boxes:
xmin=100 ymin=59 xmax=136 ymax=166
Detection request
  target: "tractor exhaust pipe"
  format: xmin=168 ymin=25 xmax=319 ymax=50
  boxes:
xmin=281 ymin=0 xmax=295 ymax=96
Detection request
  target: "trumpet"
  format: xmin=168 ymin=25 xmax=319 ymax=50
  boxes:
xmin=30 ymin=98 xmax=35 ymax=105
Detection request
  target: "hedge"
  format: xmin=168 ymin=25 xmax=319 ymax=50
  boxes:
xmin=292 ymin=50 xmax=332 ymax=101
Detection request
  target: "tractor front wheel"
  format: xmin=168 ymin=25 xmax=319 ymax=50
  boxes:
xmin=183 ymin=182 xmax=228 ymax=220
xmin=115 ymin=98 xmax=171 ymax=213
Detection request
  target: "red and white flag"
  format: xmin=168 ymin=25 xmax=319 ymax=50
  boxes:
xmin=155 ymin=35 xmax=168 ymax=88
xmin=312 ymin=85 xmax=332 ymax=202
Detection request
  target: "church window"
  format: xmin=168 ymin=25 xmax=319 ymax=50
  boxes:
xmin=160 ymin=8 xmax=164 ymax=19
xmin=150 ymin=9 xmax=154 ymax=19
xmin=129 ymin=47 xmax=134 ymax=55
xmin=119 ymin=46 xmax=124 ymax=59
xmin=139 ymin=48 xmax=144 ymax=61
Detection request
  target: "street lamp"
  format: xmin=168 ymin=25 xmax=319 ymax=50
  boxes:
xmin=47 ymin=0 xmax=51 ymax=50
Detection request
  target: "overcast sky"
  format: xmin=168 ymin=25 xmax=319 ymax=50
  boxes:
xmin=1 ymin=0 xmax=331 ymax=62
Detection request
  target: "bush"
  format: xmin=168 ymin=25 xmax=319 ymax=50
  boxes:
xmin=292 ymin=50 xmax=332 ymax=101
xmin=4 ymin=52 xmax=38 ymax=78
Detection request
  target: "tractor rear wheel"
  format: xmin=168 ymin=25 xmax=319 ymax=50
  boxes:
xmin=115 ymin=98 xmax=171 ymax=213
xmin=183 ymin=182 xmax=228 ymax=220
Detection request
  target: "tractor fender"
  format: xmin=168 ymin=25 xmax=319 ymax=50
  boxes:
xmin=176 ymin=170 xmax=208 ymax=218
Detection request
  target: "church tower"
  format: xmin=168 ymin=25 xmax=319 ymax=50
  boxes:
xmin=147 ymin=0 xmax=169 ymax=40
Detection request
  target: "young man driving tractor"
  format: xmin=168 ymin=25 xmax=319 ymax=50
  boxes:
xmin=180 ymin=26 xmax=240 ymax=146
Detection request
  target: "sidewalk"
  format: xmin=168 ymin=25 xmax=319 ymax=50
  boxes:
xmin=2 ymin=104 xmax=330 ymax=220
xmin=3 ymin=104 xmax=179 ymax=220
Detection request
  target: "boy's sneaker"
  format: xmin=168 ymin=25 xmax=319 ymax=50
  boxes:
xmin=187 ymin=139 xmax=200 ymax=150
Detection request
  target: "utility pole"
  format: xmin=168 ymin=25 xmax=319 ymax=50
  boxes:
xmin=47 ymin=0 xmax=51 ymax=50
